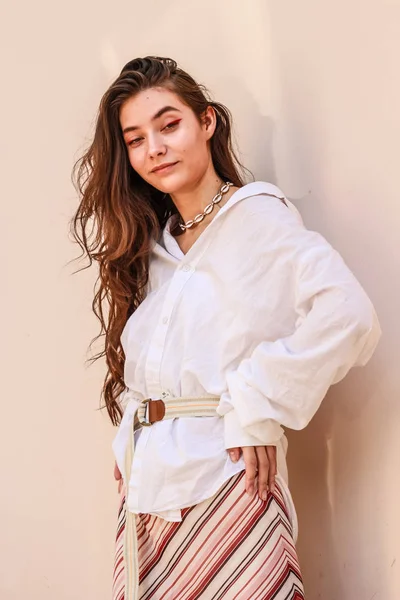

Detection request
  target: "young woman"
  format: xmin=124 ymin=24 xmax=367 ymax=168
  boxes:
xmin=72 ymin=56 xmax=381 ymax=599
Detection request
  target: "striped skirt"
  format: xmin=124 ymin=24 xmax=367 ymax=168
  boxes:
xmin=112 ymin=470 xmax=305 ymax=599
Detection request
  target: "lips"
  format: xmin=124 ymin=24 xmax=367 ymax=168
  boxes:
xmin=151 ymin=161 xmax=178 ymax=174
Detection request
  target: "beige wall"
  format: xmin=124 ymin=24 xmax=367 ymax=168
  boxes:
xmin=268 ymin=3 xmax=400 ymax=598
xmin=1 ymin=1 xmax=398 ymax=598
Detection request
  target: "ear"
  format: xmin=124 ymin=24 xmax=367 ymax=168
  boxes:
xmin=201 ymin=105 xmax=217 ymax=140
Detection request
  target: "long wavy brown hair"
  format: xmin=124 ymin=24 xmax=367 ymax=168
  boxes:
xmin=71 ymin=56 xmax=248 ymax=426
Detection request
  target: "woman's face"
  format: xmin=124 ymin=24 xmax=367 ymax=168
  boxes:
xmin=119 ymin=87 xmax=216 ymax=194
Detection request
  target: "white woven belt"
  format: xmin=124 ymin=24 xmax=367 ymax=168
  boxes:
xmin=134 ymin=395 xmax=221 ymax=431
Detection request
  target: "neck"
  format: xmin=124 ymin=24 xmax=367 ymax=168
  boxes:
xmin=169 ymin=166 xmax=226 ymax=224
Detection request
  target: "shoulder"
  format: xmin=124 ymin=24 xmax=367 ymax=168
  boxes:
xmin=224 ymin=181 xmax=304 ymax=231
xmin=219 ymin=183 xmax=341 ymax=272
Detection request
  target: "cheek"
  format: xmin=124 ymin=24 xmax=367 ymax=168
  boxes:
xmin=173 ymin=121 xmax=202 ymax=151
xmin=128 ymin=148 xmax=146 ymax=175
xmin=178 ymin=128 xmax=208 ymax=163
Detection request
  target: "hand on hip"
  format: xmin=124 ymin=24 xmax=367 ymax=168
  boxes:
xmin=227 ymin=446 xmax=277 ymax=501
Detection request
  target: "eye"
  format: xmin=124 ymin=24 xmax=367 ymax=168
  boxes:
xmin=163 ymin=119 xmax=181 ymax=132
xmin=128 ymin=137 xmax=143 ymax=147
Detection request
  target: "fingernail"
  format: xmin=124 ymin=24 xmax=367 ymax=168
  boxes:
xmin=247 ymin=485 xmax=254 ymax=496
xmin=262 ymin=490 xmax=267 ymax=501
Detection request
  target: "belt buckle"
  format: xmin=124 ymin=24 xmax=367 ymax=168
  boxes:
xmin=138 ymin=398 xmax=165 ymax=427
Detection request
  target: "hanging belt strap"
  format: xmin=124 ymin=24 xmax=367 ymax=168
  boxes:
xmin=124 ymin=395 xmax=221 ymax=599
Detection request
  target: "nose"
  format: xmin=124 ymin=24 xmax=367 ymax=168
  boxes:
xmin=148 ymin=132 xmax=167 ymax=159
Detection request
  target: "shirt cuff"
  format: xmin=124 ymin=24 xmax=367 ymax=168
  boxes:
xmin=223 ymin=408 xmax=285 ymax=449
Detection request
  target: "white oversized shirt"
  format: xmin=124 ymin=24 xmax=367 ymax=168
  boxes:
xmin=112 ymin=181 xmax=381 ymax=523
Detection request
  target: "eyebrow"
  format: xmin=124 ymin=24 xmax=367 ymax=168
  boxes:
xmin=122 ymin=105 xmax=181 ymax=134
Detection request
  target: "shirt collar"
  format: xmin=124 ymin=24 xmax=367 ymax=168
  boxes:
xmin=154 ymin=181 xmax=285 ymax=258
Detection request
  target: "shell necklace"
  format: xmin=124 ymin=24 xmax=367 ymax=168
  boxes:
xmin=178 ymin=181 xmax=233 ymax=231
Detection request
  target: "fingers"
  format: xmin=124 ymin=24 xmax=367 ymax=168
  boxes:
xmin=227 ymin=447 xmax=241 ymax=463
xmin=114 ymin=461 xmax=124 ymax=494
xmin=242 ymin=447 xmax=259 ymax=497
xmin=266 ymin=446 xmax=277 ymax=494
xmin=255 ymin=446 xmax=270 ymax=501
xmin=242 ymin=446 xmax=278 ymax=501
xmin=114 ymin=461 xmax=122 ymax=481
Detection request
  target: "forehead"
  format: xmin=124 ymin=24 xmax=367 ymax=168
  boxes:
xmin=119 ymin=87 xmax=187 ymax=127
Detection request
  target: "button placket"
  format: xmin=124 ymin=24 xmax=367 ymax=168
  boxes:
xmin=144 ymin=266 xmax=196 ymax=397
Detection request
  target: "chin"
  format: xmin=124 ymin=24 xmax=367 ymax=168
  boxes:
xmin=150 ymin=171 xmax=191 ymax=195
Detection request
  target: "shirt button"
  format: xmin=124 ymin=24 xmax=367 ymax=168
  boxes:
xmin=181 ymin=264 xmax=191 ymax=272
xmin=162 ymin=316 xmax=169 ymax=324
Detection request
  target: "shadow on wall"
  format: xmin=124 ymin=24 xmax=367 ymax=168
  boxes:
xmin=209 ymin=73 xmax=278 ymax=185
xmin=227 ymin=81 xmax=349 ymax=599
xmin=286 ymin=403 xmax=344 ymax=599
xmin=287 ymin=353 xmax=384 ymax=600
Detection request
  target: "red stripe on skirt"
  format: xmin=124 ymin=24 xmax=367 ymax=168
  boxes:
xmin=112 ymin=470 xmax=305 ymax=600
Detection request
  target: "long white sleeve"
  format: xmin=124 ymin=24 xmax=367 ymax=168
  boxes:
xmin=217 ymin=196 xmax=381 ymax=448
